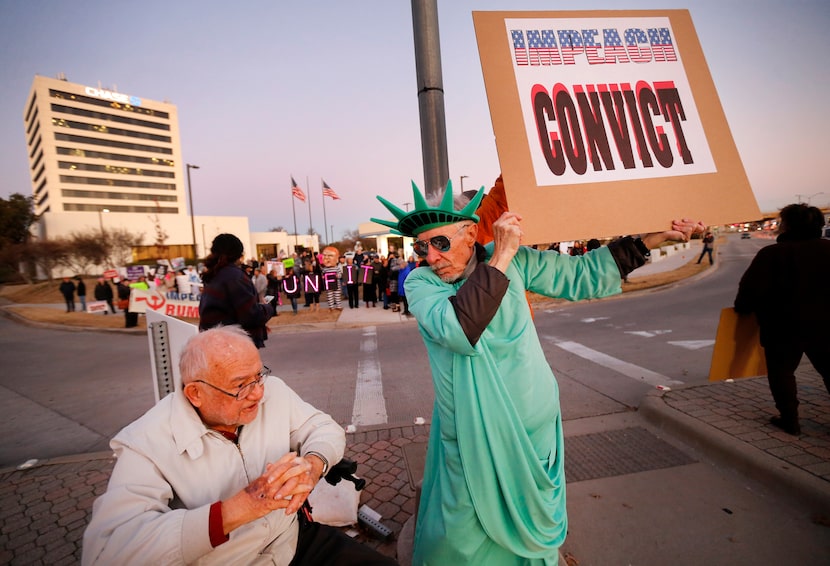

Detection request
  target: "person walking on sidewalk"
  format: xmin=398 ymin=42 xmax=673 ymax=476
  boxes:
xmin=372 ymin=180 xmax=703 ymax=565
xmin=82 ymin=325 xmax=397 ymax=566
xmin=734 ymin=203 xmax=830 ymax=436
xmin=697 ymin=231 xmax=715 ymax=264
xmin=59 ymin=276 xmax=76 ymax=312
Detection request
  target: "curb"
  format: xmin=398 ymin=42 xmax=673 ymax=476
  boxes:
xmin=639 ymin=389 xmax=830 ymax=515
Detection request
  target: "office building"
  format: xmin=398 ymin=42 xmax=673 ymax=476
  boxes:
xmin=21 ymin=75 xmax=310 ymax=268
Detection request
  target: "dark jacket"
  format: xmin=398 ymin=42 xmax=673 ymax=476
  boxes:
xmin=59 ymin=280 xmax=75 ymax=298
xmin=94 ymin=281 xmax=114 ymax=301
xmin=734 ymin=233 xmax=830 ymax=346
xmin=198 ymin=264 xmax=275 ymax=348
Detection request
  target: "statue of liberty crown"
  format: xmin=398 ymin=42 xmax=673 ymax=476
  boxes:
xmin=371 ymin=179 xmax=485 ymax=237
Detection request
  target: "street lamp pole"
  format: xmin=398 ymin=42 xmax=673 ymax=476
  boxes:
xmin=186 ymin=164 xmax=200 ymax=259
xmin=459 ymin=175 xmax=468 ymax=192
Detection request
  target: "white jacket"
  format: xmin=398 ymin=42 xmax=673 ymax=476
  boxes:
xmin=82 ymin=376 xmax=345 ymax=565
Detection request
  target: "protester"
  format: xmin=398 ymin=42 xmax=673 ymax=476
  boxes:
xmin=386 ymin=252 xmax=402 ymax=311
xmin=254 ymin=264 xmax=268 ymax=303
xmin=94 ymin=276 xmax=116 ymax=314
xmin=321 ymin=246 xmax=343 ymax=310
xmin=266 ymin=267 xmax=282 ymax=314
xmin=76 ymin=276 xmax=87 ymax=311
xmin=199 ymin=233 xmax=275 ymax=348
xmin=362 ymin=258 xmax=376 ymax=308
xmin=397 ymin=255 xmax=417 ymax=316
xmin=302 ymin=257 xmax=322 ymax=312
xmin=116 ymin=278 xmax=137 ymax=328
xmin=342 ymin=256 xmax=360 ymax=309
xmin=372 ymin=180 xmax=703 ymax=564
xmin=82 ymin=325 xmax=397 ymax=565
xmin=734 ymin=203 xmax=830 ymax=436
xmin=282 ymin=266 xmax=302 ymax=315
xmin=372 ymin=255 xmax=387 ymax=309
xmin=59 ymin=276 xmax=76 ymax=312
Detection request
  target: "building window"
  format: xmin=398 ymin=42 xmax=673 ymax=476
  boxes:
xmin=54 ymin=133 xmax=172 ymax=155
xmin=56 ymin=146 xmax=175 ymax=167
xmin=58 ymin=161 xmax=175 ymax=178
xmin=59 ymin=175 xmax=176 ymax=190
xmin=61 ymin=189 xmax=177 ymax=202
xmin=63 ymin=203 xmax=180 ymax=214
xmin=52 ymin=118 xmax=171 ymax=143
xmin=51 ymin=103 xmax=170 ymax=131
xmin=49 ymin=88 xmax=169 ymax=119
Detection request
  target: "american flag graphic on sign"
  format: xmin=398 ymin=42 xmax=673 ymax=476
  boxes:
xmin=511 ymin=30 xmax=528 ymax=66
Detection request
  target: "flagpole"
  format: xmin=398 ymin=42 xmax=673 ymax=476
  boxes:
xmin=290 ymin=177 xmax=299 ymax=249
xmin=321 ymin=178 xmax=329 ymax=244
xmin=306 ymin=176 xmax=313 ymax=244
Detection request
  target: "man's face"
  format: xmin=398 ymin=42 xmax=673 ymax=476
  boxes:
xmin=415 ymin=222 xmax=477 ymax=283
xmin=187 ymin=346 xmax=265 ymax=433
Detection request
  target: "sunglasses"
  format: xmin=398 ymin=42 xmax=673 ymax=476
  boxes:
xmin=413 ymin=224 xmax=471 ymax=257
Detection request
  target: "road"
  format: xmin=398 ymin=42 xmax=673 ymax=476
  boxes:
xmin=0 ymin=234 xmax=769 ymax=467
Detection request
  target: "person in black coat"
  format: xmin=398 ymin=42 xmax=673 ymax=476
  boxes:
xmin=59 ymin=277 xmax=76 ymax=312
xmin=734 ymin=203 xmax=830 ymax=436
xmin=199 ymin=233 xmax=275 ymax=348
xmin=94 ymin=277 xmax=116 ymax=314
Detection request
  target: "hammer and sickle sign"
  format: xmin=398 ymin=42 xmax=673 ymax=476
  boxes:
xmin=144 ymin=292 xmax=166 ymax=311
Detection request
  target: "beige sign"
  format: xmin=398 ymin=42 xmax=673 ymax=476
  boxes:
xmin=473 ymin=10 xmax=760 ymax=243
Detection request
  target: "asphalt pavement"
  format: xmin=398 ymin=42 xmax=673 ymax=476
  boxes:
xmin=1 ymin=240 xmax=828 ymax=565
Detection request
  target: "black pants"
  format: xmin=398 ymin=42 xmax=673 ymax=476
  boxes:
xmin=764 ymin=338 xmax=830 ymax=419
xmin=697 ymin=248 xmax=713 ymax=264
xmin=289 ymin=518 xmax=398 ymax=566
xmin=346 ymin=285 xmax=359 ymax=308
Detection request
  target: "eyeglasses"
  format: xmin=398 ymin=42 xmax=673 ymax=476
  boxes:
xmin=194 ymin=366 xmax=270 ymax=400
xmin=413 ymin=224 xmax=471 ymax=257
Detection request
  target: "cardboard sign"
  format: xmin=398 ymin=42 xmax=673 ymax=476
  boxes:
xmin=708 ymin=307 xmax=767 ymax=381
xmin=86 ymin=300 xmax=108 ymax=314
xmin=473 ymin=10 xmax=760 ymax=243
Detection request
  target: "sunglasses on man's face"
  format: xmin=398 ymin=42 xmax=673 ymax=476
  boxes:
xmin=413 ymin=224 xmax=470 ymax=257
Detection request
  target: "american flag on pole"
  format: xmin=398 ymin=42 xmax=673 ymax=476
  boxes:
xmin=322 ymin=180 xmax=341 ymax=200
xmin=291 ymin=176 xmax=306 ymax=202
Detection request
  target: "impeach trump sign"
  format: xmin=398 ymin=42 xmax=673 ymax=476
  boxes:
xmin=473 ymin=10 xmax=760 ymax=243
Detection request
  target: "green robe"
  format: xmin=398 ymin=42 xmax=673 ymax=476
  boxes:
xmin=408 ymin=244 xmax=622 ymax=565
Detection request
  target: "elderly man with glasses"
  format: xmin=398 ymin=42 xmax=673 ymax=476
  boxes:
xmin=372 ymin=181 xmax=703 ymax=565
xmin=83 ymin=325 xmax=397 ymax=566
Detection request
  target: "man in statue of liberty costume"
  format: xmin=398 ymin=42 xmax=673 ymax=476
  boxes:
xmin=372 ymin=181 xmax=703 ymax=565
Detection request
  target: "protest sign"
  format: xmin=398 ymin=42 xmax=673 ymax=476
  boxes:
xmin=473 ymin=10 xmax=760 ymax=243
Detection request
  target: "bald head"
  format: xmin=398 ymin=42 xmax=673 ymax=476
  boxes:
xmin=180 ymin=325 xmax=258 ymax=386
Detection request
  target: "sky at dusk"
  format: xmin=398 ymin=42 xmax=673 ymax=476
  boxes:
xmin=1 ymin=0 xmax=827 ymax=238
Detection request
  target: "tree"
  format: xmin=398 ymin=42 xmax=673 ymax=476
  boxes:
xmin=105 ymin=227 xmax=145 ymax=268
xmin=26 ymin=239 xmax=72 ymax=282
xmin=270 ymin=226 xmax=286 ymax=232
xmin=0 ymin=193 xmax=36 ymax=248
xmin=62 ymin=231 xmax=109 ymax=275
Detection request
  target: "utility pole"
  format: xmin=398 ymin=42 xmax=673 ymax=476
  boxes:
xmin=412 ymin=0 xmax=449 ymax=200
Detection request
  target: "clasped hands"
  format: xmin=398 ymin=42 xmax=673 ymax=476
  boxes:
xmin=222 ymin=452 xmax=321 ymax=533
